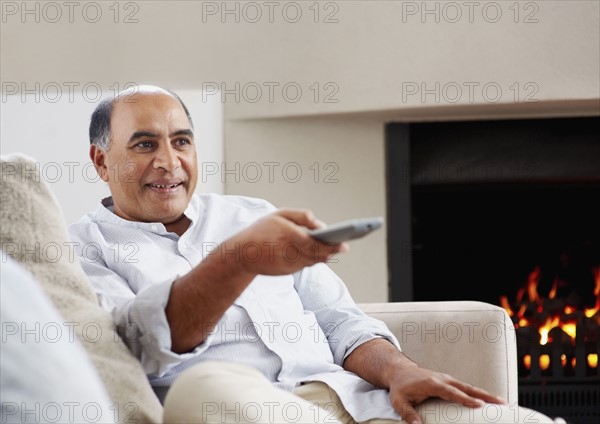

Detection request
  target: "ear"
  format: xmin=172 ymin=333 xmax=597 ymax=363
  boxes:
xmin=90 ymin=144 xmax=109 ymax=182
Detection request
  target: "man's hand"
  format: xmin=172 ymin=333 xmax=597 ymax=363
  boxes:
xmin=386 ymin=360 xmax=507 ymax=424
xmin=343 ymin=339 xmax=506 ymax=424
xmin=226 ymin=208 xmax=349 ymax=276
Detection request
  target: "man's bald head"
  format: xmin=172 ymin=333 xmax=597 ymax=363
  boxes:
xmin=89 ymin=85 xmax=193 ymax=151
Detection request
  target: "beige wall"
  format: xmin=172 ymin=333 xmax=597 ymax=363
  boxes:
xmin=2 ymin=0 xmax=599 ymax=301
xmin=224 ymin=116 xmax=388 ymax=301
xmin=3 ymin=1 xmax=598 ymax=114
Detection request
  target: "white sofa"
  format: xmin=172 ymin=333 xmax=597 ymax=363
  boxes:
xmin=359 ymin=301 xmax=518 ymax=406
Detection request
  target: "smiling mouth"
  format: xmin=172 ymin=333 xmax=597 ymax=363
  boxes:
xmin=146 ymin=182 xmax=184 ymax=193
xmin=148 ymin=183 xmax=182 ymax=189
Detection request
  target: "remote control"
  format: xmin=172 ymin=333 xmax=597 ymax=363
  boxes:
xmin=308 ymin=216 xmax=384 ymax=244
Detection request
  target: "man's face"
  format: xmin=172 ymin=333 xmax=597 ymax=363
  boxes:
xmin=93 ymin=91 xmax=198 ymax=224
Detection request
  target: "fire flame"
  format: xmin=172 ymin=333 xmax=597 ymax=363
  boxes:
xmin=502 ymin=266 xmax=600 ymax=371
xmin=584 ymin=267 xmax=600 ymax=318
xmin=589 ymin=353 xmax=598 ymax=368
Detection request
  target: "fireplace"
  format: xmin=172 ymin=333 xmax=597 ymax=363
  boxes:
xmin=385 ymin=116 xmax=600 ymax=423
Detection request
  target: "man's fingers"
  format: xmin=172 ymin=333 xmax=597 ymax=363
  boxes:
xmin=254 ymin=208 xmax=349 ymax=266
xmin=276 ymin=208 xmax=324 ymax=229
xmin=394 ymin=400 xmax=421 ymax=424
xmin=335 ymin=241 xmax=350 ymax=253
xmin=437 ymin=382 xmax=490 ymax=409
xmin=456 ymin=382 xmax=507 ymax=405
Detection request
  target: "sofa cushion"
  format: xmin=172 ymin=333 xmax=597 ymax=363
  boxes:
xmin=0 ymin=153 xmax=163 ymax=423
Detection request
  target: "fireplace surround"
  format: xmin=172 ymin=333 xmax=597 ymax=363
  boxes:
xmin=385 ymin=116 xmax=600 ymax=423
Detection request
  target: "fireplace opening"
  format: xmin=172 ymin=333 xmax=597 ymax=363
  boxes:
xmin=385 ymin=116 xmax=600 ymax=424
xmin=411 ymin=182 xmax=599 ymax=306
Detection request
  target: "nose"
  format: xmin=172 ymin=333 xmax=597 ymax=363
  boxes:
xmin=153 ymin=143 xmax=181 ymax=172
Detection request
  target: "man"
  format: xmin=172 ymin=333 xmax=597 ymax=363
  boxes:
xmin=68 ymin=86 xmax=530 ymax=424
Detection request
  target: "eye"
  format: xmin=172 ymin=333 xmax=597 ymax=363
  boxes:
xmin=135 ymin=141 xmax=154 ymax=149
xmin=174 ymin=138 xmax=192 ymax=146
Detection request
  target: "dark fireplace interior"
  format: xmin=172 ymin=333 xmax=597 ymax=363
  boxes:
xmin=385 ymin=116 xmax=600 ymax=424
xmin=411 ymin=184 xmax=598 ymax=306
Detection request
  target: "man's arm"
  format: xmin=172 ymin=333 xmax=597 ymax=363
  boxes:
xmin=343 ymin=338 xmax=507 ymax=424
xmin=166 ymin=208 xmax=347 ymax=353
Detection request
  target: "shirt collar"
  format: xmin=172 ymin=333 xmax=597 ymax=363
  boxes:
xmin=94 ymin=195 xmax=202 ymax=234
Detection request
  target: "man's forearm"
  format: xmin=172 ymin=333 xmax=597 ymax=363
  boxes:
xmin=165 ymin=209 xmax=345 ymax=354
xmin=342 ymin=338 xmax=418 ymax=389
xmin=165 ymin=242 xmax=256 ymax=354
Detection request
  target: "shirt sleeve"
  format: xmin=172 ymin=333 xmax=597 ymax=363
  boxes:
xmin=69 ymin=227 xmax=212 ymax=378
xmin=293 ymin=263 xmax=401 ymax=366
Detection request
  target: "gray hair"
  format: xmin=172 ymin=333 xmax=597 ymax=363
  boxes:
xmin=89 ymin=88 xmax=194 ymax=151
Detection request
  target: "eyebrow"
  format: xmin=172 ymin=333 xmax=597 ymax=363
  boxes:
xmin=128 ymin=131 xmax=157 ymax=143
xmin=172 ymin=129 xmax=194 ymax=138
xmin=128 ymin=129 xmax=194 ymax=144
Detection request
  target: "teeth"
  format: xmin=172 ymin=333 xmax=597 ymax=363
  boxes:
xmin=151 ymin=183 xmax=179 ymax=188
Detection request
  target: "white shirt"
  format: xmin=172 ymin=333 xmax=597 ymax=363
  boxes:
xmin=68 ymin=193 xmax=402 ymax=421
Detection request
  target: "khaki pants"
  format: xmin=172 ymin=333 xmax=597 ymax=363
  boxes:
xmin=163 ymin=361 xmax=555 ymax=424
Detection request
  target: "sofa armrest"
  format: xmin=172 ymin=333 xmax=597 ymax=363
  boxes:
xmin=358 ymin=301 xmax=518 ymax=405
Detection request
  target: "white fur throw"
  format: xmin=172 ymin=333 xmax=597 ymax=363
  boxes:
xmin=0 ymin=153 xmax=163 ymax=423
